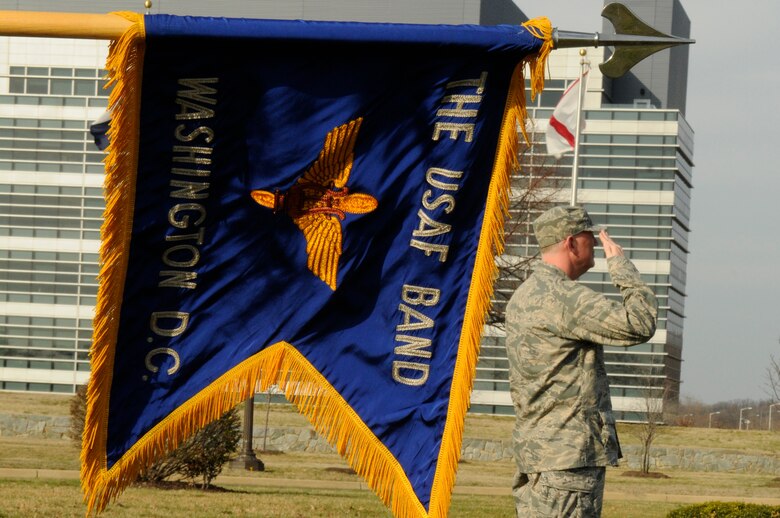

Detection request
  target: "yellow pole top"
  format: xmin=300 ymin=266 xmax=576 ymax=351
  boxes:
xmin=0 ymin=11 xmax=132 ymax=40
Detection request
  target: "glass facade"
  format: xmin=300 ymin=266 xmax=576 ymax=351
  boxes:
xmin=0 ymin=37 xmax=108 ymax=393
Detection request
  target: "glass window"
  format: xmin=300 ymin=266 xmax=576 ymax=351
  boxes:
xmin=584 ymin=134 xmax=609 ymax=143
xmin=75 ymin=68 xmax=97 ymax=78
xmin=614 ymin=111 xmax=638 ymax=121
xmin=74 ymin=80 xmax=96 ymax=96
xmin=582 ymin=157 xmax=608 ymax=166
xmin=28 ymin=67 xmax=48 ymax=76
xmin=50 ymin=79 xmax=73 ymax=95
xmin=538 ymin=90 xmax=564 ymax=108
xmin=639 ymin=112 xmax=665 ymax=121
xmin=586 ymin=111 xmax=611 ymax=120
xmin=9 ymin=78 xmax=25 ymax=94
xmin=585 ymin=146 xmax=610 ymax=155
xmin=533 ymin=108 xmax=552 ymax=119
xmin=639 ymin=135 xmax=664 ymax=145
xmin=51 ymin=68 xmax=72 ymax=77
xmin=27 ymin=78 xmax=49 ymax=95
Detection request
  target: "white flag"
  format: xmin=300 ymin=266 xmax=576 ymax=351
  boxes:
xmin=545 ymin=70 xmax=589 ymax=158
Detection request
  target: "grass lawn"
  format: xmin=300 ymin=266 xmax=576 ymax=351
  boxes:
xmin=0 ymin=478 xmax=687 ymax=518
xmin=1 ymin=436 xmax=779 ymax=517
xmin=1 ymin=393 xmax=779 ymax=517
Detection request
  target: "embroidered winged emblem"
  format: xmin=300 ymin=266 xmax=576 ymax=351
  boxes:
xmin=251 ymin=117 xmax=377 ymax=290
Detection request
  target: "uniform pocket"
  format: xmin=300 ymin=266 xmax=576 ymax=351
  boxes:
xmin=538 ymin=467 xmax=602 ymax=493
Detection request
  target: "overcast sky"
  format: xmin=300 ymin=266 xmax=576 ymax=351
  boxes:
xmin=513 ymin=0 xmax=780 ymax=404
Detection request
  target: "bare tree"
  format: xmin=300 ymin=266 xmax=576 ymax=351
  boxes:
xmin=488 ymin=135 xmax=564 ymax=327
xmin=765 ymin=352 xmax=780 ymax=402
xmin=633 ymin=379 xmax=669 ymax=475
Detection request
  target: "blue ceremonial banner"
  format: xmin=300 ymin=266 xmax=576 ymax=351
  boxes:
xmin=82 ymin=12 xmax=551 ymax=517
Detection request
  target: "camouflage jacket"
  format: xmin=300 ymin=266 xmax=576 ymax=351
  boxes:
xmin=505 ymin=256 xmax=657 ymax=473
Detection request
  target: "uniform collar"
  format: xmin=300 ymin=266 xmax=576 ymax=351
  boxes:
xmin=535 ymin=261 xmax=568 ymax=279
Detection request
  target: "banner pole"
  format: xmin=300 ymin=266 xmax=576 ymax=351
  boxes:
xmin=569 ymin=49 xmax=588 ymax=206
xmin=0 ymin=11 xmax=131 ymax=40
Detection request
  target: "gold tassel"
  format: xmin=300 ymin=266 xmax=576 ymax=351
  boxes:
xmin=521 ymin=17 xmax=554 ymax=102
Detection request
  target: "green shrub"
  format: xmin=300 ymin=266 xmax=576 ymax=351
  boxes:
xmin=68 ymin=385 xmax=88 ymax=442
xmin=71 ymin=387 xmax=241 ymax=488
xmin=667 ymin=502 xmax=780 ymax=518
xmin=168 ymin=408 xmax=242 ymax=488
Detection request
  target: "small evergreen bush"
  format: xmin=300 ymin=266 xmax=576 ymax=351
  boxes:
xmin=667 ymin=502 xmax=780 ymax=518
xmin=71 ymin=386 xmax=241 ymax=488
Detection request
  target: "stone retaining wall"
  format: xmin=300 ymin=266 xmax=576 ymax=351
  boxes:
xmin=0 ymin=414 xmax=71 ymax=439
xmin=4 ymin=415 xmax=779 ymax=475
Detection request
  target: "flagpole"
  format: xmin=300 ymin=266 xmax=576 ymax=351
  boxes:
xmin=569 ymin=49 xmax=588 ymax=206
xmin=0 ymin=11 xmax=131 ymax=39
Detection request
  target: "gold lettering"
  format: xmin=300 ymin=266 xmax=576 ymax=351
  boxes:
xmin=168 ymin=203 xmax=207 ymax=229
xmin=396 ymin=303 xmax=434 ymax=332
xmin=392 ymin=361 xmax=430 ymax=386
xmin=432 ymin=122 xmax=474 ymax=142
xmin=175 ymin=124 xmax=215 ymax=144
xmin=425 ymin=168 xmax=463 ymax=191
xmin=175 ymin=99 xmax=215 ymax=120
xmin=172 ymin=167 xmax=211 ymax=178
xmin=169 ymin=179 xmax=210 ymax=199
xmin=150 ymin=311 xmax=189 ymax=337
xmin=394 ymin=335 xmax=432 ymax=359
xmin=421 ymin=190 xmax=455 ymax=214
xmin=413 ymin=210 xmax=451 ymax=238
xmin=172 ymin=145 xmax=212 ymax=165
xmin=436 ymin=94 xmax=481 ymax=118
xmin=175 ymin=78 xmax=218 ymax=120
xmin=162 ymin=244 xmax=200 ymax=268
xmin=177 ymin=78 xmax=218 ymax=104
xmin=158 ymin=270 xmax=197 ymax=290
xmin=409 ymin=240 xmax=448 ymax=262
xmin=166 ymin=229 xmax=205 ymax=245
xmin=401 ymin=285 xmax=441 ymax=306
xmin=445 ymin=71 xmax=488 ymax=94
xmin=145 ymin=347 xmax=181 ymax=375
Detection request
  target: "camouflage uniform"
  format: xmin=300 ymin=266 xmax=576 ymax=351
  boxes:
xmin=505 ymin=241 xmax=657 ymax=516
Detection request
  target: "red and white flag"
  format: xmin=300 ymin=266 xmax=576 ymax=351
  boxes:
xmin=545 ymin=70 xmax=589 ymax=158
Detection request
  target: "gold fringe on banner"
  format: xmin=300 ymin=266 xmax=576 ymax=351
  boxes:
xmin=426 ymin=16 xmax=552 ymax=518
xmin=80 ymin=10 xmax=146 ymax=515
xmin=80 ymin=14 xmax=552 ymax=517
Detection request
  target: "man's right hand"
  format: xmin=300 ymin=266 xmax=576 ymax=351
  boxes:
xmin=599 ymin=230 xmax=624 ymax=258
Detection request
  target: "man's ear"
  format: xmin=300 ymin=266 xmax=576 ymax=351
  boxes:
xmin=564 ymin=235 xmax=576 ymax=253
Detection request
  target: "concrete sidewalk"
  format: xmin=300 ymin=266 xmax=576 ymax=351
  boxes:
xmin=2 ymin=467 xmax=780 ymax=506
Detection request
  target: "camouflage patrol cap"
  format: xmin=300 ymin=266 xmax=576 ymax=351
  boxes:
xmin=533 ymin=206 xmax=606 ymax=249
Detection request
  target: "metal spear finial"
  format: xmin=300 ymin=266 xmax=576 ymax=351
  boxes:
xmin=553 ymin=2 xmax=695 ymax=78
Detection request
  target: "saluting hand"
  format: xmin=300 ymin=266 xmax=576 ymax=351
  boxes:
xmin=599 ymin=230 xmax=624 ymax=258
